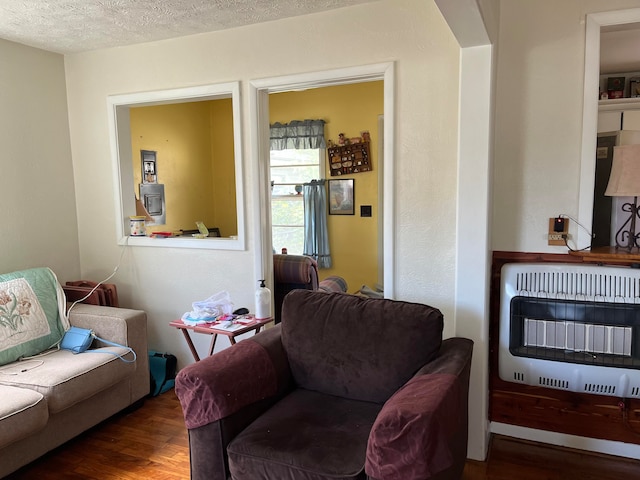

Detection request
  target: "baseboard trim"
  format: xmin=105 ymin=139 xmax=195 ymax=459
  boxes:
xmin=490 ymin=422 xmax=640 ymax=460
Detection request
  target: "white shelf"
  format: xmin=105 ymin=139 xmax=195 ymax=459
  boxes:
xmin=599 ymin=97 xmax=640 ymax=111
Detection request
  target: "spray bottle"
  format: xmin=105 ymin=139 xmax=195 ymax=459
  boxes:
xmin=255 ymin=279 xmax=271 ymax=319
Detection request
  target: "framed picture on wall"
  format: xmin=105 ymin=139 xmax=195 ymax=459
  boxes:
xmin=328 ymin=179 xmax=355 ymax=215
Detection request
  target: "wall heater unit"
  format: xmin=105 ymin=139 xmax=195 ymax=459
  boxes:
xmin=500 ymin=263 xmax=640 ymax=398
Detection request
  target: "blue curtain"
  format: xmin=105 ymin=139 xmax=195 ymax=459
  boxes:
xmin=303 ymin=180 xmax=331 ymax=268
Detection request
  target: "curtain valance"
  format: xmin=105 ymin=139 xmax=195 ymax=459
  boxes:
xmin=270 ymin=119 xmax=326 ymax=150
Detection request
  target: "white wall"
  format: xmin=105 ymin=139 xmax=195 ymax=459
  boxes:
xmin=29 ymin=0 xmax=640 ymax=463
xmin=491 ymin=0 xmax=640 ymax=455
xmin=0 ymin=38 xmax=80 ymax=280
xmin=63 ymin=0 xmax=495 ymax=458
xmin=493 ymin=0 xmax=640 ymax=252
xmin=64 ymin=0 xmax=460 ymax=366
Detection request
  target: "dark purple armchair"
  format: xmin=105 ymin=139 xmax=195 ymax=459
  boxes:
xmin=272 ymin=254 xmax=347 ymax=323
xmin=176 ymin=290 xmax=473 ymax=480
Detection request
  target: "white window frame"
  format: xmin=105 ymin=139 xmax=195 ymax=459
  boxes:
xmin=270 ymin=148 xmax=323 ymax=254
xmin=106 ymin=82 xmax=246 ymax=250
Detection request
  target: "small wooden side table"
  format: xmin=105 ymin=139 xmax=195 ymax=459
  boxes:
xmin=170 ymin=315 xmax=273 ymax=362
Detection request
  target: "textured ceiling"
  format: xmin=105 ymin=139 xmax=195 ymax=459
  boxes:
xmin=0 ymin=0 xmax=378 ymax=54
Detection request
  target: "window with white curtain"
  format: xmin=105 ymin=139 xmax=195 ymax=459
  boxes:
xmin=270 ymin=149 xmax=322 ymax=254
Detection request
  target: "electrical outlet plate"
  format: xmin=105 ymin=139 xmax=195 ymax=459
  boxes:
xmin=548 ymin=217 xmax=569 ymax=246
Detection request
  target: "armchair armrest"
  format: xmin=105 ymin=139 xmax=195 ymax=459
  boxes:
xmin=67 ymin=303 xmax=149 ymax=403
xmin=68 ymin=303 xmax=145 ymax=346
xmin=273 ymin=254 xmax=319 ymax=286
xmin=176 ymin=325 xmax=290 ymax=429
xmin=365 ymin=338 xmax=473 ymax=480
xmin=318 ymin=275 xmax=348 ymax=293
xmin=176 ymin=325 xmax=291 ymax=480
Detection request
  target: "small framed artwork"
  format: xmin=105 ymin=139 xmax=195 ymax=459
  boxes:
xmin=607 ymin=76 xmax=625 ymax=99
xmin=328 ymin=179 xmax=355 ymax=215
xmin=141 ymin=150 xmax=157 ymax=184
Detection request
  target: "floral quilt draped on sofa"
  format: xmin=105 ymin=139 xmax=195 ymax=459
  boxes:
xmin=0 ymin=268 xmax=69 ymax=365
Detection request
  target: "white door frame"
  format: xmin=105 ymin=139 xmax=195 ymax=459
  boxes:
xmin=249 ymin=63 xmax=395 ymax=297
xmin=578 ymin=8 xmax=640 ymax=248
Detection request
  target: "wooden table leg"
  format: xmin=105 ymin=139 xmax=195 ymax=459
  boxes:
xmin=229 ymin=324 xmax=264 ymax=346
xmin=180 ymin=329 xmax=200 ymax=362
xmin=207 ymin=333 xmax=218 ymax=356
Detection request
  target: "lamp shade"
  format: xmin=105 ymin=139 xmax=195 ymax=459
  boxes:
xmin=605 ymin=144 xmax=640 ymax=197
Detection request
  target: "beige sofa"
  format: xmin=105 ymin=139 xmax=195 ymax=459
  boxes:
xmin=0 ymin=304 xmax=149 ymax=477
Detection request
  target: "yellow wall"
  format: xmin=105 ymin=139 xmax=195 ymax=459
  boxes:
xmin=269 ymin=81 xmax=384 ymax=293
xmin=210 ymin=99 xmax=237 ymax=237
xmin=130 ymin=99 xmax=237 ymax=235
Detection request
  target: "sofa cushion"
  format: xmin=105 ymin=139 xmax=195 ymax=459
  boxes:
xmin=0 ymin=384 xmax=48 ymax=448
xmin=281 ymin=290 xmax=443 ymax=403
xmin=227 ymin=388 xmax=381 ymax=480
xmin=0 ymin=268 xmax=68 ymax=366
xmin=0 ymin=347 xmax=135 ymax=413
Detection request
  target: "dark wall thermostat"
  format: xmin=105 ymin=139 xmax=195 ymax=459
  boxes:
xmin=360 ymin=205 xmax=372 ymax=217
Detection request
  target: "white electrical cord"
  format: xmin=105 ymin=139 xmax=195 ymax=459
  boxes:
xmin=19 ymin=242 xmax=131 ymax=361
xmin=66 ymin=237 xmax=130 ymax=317
xmin=0 ymin=360 xmax=44 ymax=374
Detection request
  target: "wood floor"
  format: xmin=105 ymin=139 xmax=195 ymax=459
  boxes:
xmin=463 ymin=436 xmax=640 ymax=480
xmin=5 ymin=392 xmax=189 ymax=480
xmin=6 ymin=391 xmax=640 ymax=479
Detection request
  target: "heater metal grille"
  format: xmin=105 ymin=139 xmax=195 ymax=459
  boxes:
xmin=514 ymin=270 xmax=640 ymax=303
xmin=523 ymin=318 xmax=632 ymax=356
xmin=500 ymin=263 xmax=640 ymax=398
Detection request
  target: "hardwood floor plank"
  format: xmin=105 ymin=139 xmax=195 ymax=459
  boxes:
xmin=5 ymin=392 xmax=189 ymax=480
xmin=6 ymin=391 xmax=640 ymax=479
xmin=467 ymin=434 xmax=640 ymax=480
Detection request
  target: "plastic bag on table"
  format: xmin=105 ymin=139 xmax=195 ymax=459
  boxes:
xmin=181 ymin=290 xmax=234 ymax=324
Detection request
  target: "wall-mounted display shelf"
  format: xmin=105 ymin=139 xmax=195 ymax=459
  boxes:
xmin=327 ymin=141 xmax=371 ymax=176
xmin=600 ymin=71 xmax=640 ymax=101
xmin=599 ymin=97 xmax=640 ymax=111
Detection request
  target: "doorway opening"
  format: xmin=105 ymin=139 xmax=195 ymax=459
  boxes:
xmin=268 ymin=82 xmax=383 ymax=292
xmin=579 ymin=9 xmax=640 ymax=249
xmin=249 ymin=63 xmax=395 ymax=298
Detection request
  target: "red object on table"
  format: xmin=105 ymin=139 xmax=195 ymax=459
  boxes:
xmin=170 ymin=315 xmax=273 ymax=361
